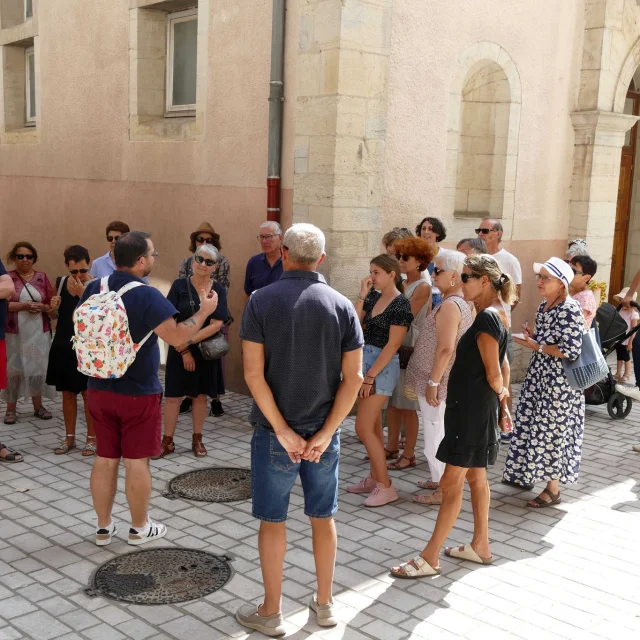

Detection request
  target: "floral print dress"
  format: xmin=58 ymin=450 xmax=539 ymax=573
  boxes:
xmin=503 ymin=299 xmax=585 ymax=486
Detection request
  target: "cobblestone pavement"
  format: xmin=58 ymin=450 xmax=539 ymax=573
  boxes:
xmin=1 ymin=385 xmax=639 ymax=640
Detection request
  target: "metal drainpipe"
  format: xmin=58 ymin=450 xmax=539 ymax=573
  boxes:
xmin=267 ymin=0 xmax=285 ymax=222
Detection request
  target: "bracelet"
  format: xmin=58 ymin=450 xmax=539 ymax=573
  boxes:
xmin=178 ymin=349 xmax=190 ymax=356
xmin=362 ymin=382 xmax=373 ymax=386
xmin=356 ymin=296 xmax=366 ymax=302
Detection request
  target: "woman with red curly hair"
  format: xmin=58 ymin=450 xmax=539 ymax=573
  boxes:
xmin=386 ymin=237 xmax=434 ymax=471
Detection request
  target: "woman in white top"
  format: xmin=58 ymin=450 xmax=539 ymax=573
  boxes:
xmin=386 ymin=238 xmax=433 ymax=470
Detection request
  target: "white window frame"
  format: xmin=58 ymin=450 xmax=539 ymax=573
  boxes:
xmin=25 ymin=46 xmax=36 ymax=125
xmin=165 ymin=9 xmax=198 ymax=115
xmin=25 ymin=0 xmax=33 ymax=20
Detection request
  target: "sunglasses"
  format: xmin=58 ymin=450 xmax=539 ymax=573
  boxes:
xmin=433 ymin=266 xmax=445 ymax=276
xmin=461 ymin=273 xmax=482 ymax=283
xmin=395 ymin=253 xmax=412 ymax=262
xmin=196 ymin=236 xmax=213 ymax=244
xmin=107 ymin=235 xmax=122 ymax=242
xmin=475 ymin=228 xmax=494 ymax=235
xmin=69 ymin=268 xmax=89 ymax=275
xmin=194 ymin=254 xmax=216 ymax=267
xmin=15 ymin=254 xmax=34 ymax=260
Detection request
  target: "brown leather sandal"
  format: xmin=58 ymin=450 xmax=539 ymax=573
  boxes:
xmin=152 ymin=435 xmax=175 ymax=459
xmin=387 ymin=454 xmax=416 ymax=471
xmin=192 ymin=433 xmax=207 ymax=457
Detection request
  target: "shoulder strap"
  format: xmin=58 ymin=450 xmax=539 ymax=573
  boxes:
xmin=185 ymin=277 xmax=197 ymax=316
xmin=57 ymin=276 xmax=67 ymax=297
xmin=116 ymin=281 xmax=146 ymax=297
xmin=99 ymin=276 xmax=110 ymax=294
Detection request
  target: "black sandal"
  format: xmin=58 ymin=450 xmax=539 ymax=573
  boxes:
xmin=527 ymin=488 xmax=561 ymax=508
xmin=0 ymin=443 xmax=24 ymax=464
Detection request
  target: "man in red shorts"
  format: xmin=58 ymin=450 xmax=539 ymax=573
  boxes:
xmin=0 ymin=258 xmax=21 ymax=464
xmin=80 ymin=232 xmax=219 ymax=546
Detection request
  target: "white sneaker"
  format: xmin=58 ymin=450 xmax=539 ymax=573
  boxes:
xmin=310 ymin=595 xmax=337 ymax=627
xmin=632 ymin=445 xmax=640 ymax=453
xmin=615 ymin=384 xmax=640 ymax=401
xmin=128 ymin=519 xmax=167 ymax=546
xmin=95 ymin=521 xmax=117 ymax=546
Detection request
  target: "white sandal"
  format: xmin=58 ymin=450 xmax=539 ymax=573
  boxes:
xmin=390 ymin=556 xmax=440 ymax=579
xmin=444 ymin=543 xmax=492 ymax=565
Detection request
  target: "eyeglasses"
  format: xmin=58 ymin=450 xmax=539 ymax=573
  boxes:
xmin=15 ymin=254 xmax=34 ymax=261
xmin=194 ymin=255 xmax=216 ymax=267
xmin=571 ymin=267 xmax=584 ymax=276
xmin=144 ymin=251 xmax=159 ymax=259
xmin=461 ymin=273 xmax=482 ymax=283
xmin=433 ymin=266 xmax=445 ymax=276
xmin=475 ymin=228 xmax=495 ymax=235
xmin=196 ymin=236 xmax=213 ymax=244
xmin=257 ymin=234 xmax=278 ymax=241
xmin=395 ymin=253 xmax=412 ymax=262
xmin=535 ymin=274 xmax=554 ymax=282
xmin=69 ymin=268 xmax=89 ymax=275
xmin=107 ymin=235 xmax=122 ymax=243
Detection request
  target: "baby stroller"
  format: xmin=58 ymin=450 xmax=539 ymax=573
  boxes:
xmin=584 ymin=303 xmax=640 ymax=419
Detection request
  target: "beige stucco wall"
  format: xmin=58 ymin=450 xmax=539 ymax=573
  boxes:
xmin=382 ymin=0 xmax=585 ymax=359
xmin=0 ymin=0 xmax=300 ymax=393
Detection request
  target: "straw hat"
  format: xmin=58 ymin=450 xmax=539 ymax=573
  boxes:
xmin=614 ymin=287 xmax=637 ymax=302
xmin=189 ymin=222 xmax=221 ymax=251
xmin=192 ymin=221 xmax=216 ymax=236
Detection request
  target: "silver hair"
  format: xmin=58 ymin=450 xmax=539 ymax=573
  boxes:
xmin=436 ymin=250 xmax=467 ymax=275
xmin=195 ymin=243 xmax=219 ymax=263
xmin=567 ymin=238 xmax=589 ymax=258
xmin=260 ymin=221 xmax=283 ymax=235
xmin=283 ymin=223 xmax=325 ymax=265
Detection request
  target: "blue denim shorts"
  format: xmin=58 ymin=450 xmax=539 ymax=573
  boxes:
xmin=363 ymin=344 xmax=400 ymax=397
xmin=251 ymin=423 xmax=340 ymax=523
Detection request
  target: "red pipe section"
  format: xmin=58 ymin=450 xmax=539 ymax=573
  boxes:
xmin=267 ymin=176 xmax=281 ymax=222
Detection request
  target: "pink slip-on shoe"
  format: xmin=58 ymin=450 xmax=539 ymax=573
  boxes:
xmin=346 ymin=476 xmax=377 ymax=494
xmin=364 ymin=482 xmax=399 ymax=507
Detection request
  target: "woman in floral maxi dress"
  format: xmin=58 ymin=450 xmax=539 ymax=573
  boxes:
xmin=505 ymin=258 xmax=585 ymax=508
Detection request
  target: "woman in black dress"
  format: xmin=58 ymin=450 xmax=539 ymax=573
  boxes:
xmin=391 ymin=254 xmax=515 ymax=577
xmin=158 ymin=244 xmax=228 ymax=458
xmin=46 ymin=245 xmax=96 ymax=456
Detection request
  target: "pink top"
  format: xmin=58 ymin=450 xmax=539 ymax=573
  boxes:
xmin=619 ymin=307 xmax=640 ymax=345
xmin=5 ymin=270 xmax=52 ymax=335
xmin=405 ymin=294 xmax=473 ymax=402
xmin=573 ymin=289 xmax=597 ymax=329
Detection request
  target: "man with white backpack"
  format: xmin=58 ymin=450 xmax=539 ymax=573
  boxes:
xmin=77 ymin=232 xmax=219 ymax=546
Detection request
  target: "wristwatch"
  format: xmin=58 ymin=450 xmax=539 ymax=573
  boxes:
xmin=538 ymin=343 xmax=544 ymax=353
xmin=427 ymin=379 xmax=440 ymax=387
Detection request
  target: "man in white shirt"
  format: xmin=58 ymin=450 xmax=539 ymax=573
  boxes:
xmin=477 ymin=219 xmax=522 ymax=443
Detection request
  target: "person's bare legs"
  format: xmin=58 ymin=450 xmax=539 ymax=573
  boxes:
xmin=62 ymin=392 xmax=77 ymax=437
xmin=91 ymin=456 xmax=119 ymax=528
xmin=386 ymin=406 xmax=402 ymax=453
xmin=257 ymin=521 xmax=287 ymax=616
xmin=356 ymin=395 xmax=392 ymax=487
xmin=420 ymin=464 xmax=468 ymax=567
xmin=163 ymin=397 xmax=181 ymax=438
xmin=391 ymin=409 xmax=419 ymax=468
xmin=191 ymin=395 xmax=207 ymax=435
xmin=124 ymin=458 xmax=152 ymax=529
xmin=81 ymin=391 xmax=96 ymax=439
xmin=467 ymin=468 xmax=491 ymax=559
xmin=310 ymin=517 xmax=337 ymax=606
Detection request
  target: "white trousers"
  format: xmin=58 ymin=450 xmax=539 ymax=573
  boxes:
xmin=418 ymin=396 xmax=446 ymax=483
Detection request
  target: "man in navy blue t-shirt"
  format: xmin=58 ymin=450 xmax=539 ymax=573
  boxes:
xmin=0 ymin=260 xmax=20 ymax=463
xmin=81 ymin=232 xmax=219 ymax=546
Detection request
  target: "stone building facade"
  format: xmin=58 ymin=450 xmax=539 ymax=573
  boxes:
xmin=2 ymin=0 xmax=640 ymax=387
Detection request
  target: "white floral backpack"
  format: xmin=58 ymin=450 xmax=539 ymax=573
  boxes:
xmin=72 ymin=276 xmax=153 ymax=379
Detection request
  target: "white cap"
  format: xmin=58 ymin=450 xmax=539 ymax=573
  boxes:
xmin=533 ymin=257 xmax=574 ymax=289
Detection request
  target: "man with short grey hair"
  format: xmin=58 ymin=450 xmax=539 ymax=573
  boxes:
xmin=244 ymin=221 xmax=284 ymax=297
xmin=237 ymin=223 xmax=364 ymax=636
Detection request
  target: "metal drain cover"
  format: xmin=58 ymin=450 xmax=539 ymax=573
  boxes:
xmin=87 ymin=548 xmax=233 ymax=604
xmin=164 ymin=467 xmax=251 ymax=502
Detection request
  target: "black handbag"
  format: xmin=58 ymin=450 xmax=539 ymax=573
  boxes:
xmin=185 ymin=278 xmax=230 ymax=360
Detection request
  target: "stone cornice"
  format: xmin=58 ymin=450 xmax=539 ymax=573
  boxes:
xmin=571 ymin=110 xmax=640 ymax=145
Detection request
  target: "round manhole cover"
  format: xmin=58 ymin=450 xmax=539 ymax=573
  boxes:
xmin=88 ymin=548 xmax=233 ymax=604
xmin=164 ymin=467 xmax=251 ymax=502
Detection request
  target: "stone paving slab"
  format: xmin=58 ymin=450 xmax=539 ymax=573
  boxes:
xmin=1 ymin=384 xmax=639 ymax=639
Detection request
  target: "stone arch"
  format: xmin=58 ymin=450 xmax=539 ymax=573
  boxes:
xmin=614 ymin=39 xmax=640 ymax=113
xmin=443 ymin=42 xmax=521 ymax=226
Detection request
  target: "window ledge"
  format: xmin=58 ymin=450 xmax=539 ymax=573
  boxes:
xmin=2 ymin=126 xmax=39 ymax=144
xmin=453 ymin=210 xmax=495 ymax=219
xmin=130 ymin=115 xmax=202 ymax=141
xmin=0 ymin=20 xmax=37 ymax=46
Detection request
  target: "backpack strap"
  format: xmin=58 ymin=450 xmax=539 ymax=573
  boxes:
xmin=57 ymin=276 xmax=67 ymax=297
xmin=116 ymin=281 xmax=146 ymax=297
xmin=100 ymin=276 xmax=110 ymax=293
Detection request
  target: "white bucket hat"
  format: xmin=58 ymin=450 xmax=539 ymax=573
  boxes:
xmin=533 ymin=257 xmax=574 ymax=290
xmin=614 ymin=287 xmax=637 ymax=302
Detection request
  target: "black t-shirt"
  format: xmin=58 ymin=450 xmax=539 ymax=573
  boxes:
xmin=362 ymin=291 xmax=413 ymax=349
xmin=166 ymin=278 xmax=228 ymax=328
xmin=0 ymin=259 xmax=7 ymax=340
xmin=240 ymin=270 xmax=364 ymax=430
